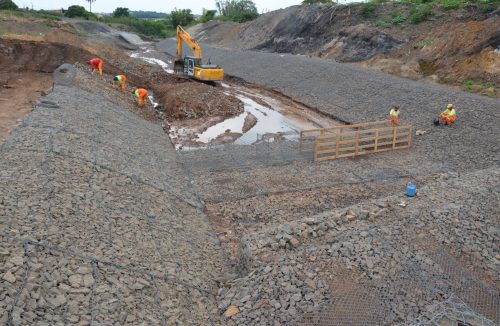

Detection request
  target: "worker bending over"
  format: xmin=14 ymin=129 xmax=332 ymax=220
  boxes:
xmin=389 ymin=106 xmax=400 ymax=127
xmin=113 ymin=75 xmax=127 ymax=93
xmin=133 ymin=88 xmax=148 ymax=108
xmin=440 ymin=104 xmax=456 ymax=126
xmin=88 ymin=58 xmax=104 ymax=77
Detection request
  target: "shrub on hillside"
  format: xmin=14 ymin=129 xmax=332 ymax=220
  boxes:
xmin=200 ymin=9 xmax=217 ymax=23
xmin=302 ymin=0 xmax=333 ymax=4
xmin=409 ymin=4 xmax=432 ymax=23
xmin=65 ymin=5 xmax=86 ymax=18
xmin=361 ymin=2 xmax=377 ymax=17
xmin=216 ymin=0 xmax=259 ymax=23
xmin=0 ymin=0 xmax=18 ymax=10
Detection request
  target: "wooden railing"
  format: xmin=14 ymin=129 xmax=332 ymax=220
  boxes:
xmin=299 ymin=121 xmax=412 ymax=162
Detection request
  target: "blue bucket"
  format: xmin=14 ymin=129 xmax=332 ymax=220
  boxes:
xmin=406 ymin=183 xmax=417 ymax=197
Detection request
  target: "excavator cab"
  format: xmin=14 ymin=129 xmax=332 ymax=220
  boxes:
xmin=174 ymin=26 xmax=224 ymax=82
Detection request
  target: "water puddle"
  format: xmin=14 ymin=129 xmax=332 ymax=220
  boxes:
xmin=169 ymin=84 xmax=339 ymax=149
xmin=129 ymin=46 xmax=174 ymax=73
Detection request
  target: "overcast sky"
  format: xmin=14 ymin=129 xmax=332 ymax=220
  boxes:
xmin=16 ymin=1 xmax=302 ymax=15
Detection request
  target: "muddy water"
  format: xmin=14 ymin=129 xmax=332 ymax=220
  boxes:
xmin=129 ymin=46 xmax=174 ymax=73
xmin=130 ymin=44 xmax=340 ymax=149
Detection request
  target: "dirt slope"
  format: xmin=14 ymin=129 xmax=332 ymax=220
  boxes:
xmin=191 ymin=3 xmax=500 ymax=96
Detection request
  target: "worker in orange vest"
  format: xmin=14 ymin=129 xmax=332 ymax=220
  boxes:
xmin=440 ymin=104 xmax=456 ymax=126
xmin=389 ymin=106 xmax=400 ymax=127
xmin=133 ymin=88 xmax=148 ymax=108
xmin=113 ymin=75 xmax=127 ymax=93
xmin=88 ymin=58 xmax=104 ymax=77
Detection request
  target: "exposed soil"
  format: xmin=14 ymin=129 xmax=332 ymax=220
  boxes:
xmin=0 ymin=72 xmax=53 ymax=142
xmin=190 ymin=4 xmax=500 ymax=96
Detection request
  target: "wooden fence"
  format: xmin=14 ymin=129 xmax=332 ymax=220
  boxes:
xmin=299 ymin=121 xmax=412 ymax=162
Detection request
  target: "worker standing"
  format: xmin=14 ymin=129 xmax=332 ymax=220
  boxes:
xmin=113 ymin=75 xmax=127 ymax=93
xmin=440 ymin=104 xmax=456 ymax=126
xmin=389 ymin=106 xmax=400 ymax=127
xmin=88 ymin=58 xmax=104 ymax=77
xmin=133 ymin=88 xmax=148 ymax=108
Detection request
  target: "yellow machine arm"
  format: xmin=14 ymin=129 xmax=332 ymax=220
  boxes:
xmin=176 ymin=25 xmax=203 ymax=59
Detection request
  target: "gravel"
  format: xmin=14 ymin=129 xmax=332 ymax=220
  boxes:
xmin=0 ymin=72 xmax=227 ymax=324
xmin=158 ymin=39 xmax=500 ymax=174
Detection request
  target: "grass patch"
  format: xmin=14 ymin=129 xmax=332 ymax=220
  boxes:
xmin=375 ymin=19 xmax=392 ymax=28
xmin=390 ymin=10 xmax=407 ymax=24
xmin=414 ymin=37 xmax=433 ymax=48
xmin=361 ymin=2 xmax=377 ymax=17
xmin=439 ymin=0 xmax=463 ymax=9
xmin=100 ymin=16 xmax=176 ymax=38
xmin=409 ymin=4 xmax=432 ymax=23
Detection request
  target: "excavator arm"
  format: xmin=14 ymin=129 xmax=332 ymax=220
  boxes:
xmin=176 ymin=25 xmax=203 ymax=59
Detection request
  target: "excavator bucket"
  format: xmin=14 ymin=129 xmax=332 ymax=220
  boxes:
xmin=173 ymin=59 xmax=184 ymax=74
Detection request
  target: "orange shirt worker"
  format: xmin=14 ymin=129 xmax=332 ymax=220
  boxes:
xmin=113 ymin=75 xmax=127 ymax=93
xmin=88 ymin=58 xmax=104 ymax=77
xmin=133 ymin=88 xmax=148 ymax=108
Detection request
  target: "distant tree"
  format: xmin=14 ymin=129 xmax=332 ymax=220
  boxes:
xmin=215 ymin=0 xmax=258 ymax=23
xmin=200 ymin=9 xmax=217 ymax=23
xmin=85 ymin=0 xmax=96 ymax=13
xmin=170 ymin=8 xmax=194 ymax=28
xmin=0 ymin=0 xmax=18 ymax=10
xmin=130 ymin=11 xmax=167 ymax=19
xmin=113 ymin=7 xmax=130 ymax=18
xmin=302 ymin=0 xmax=333 ymax=3
xmin=65 ymin=5 xmax=87 ymax=18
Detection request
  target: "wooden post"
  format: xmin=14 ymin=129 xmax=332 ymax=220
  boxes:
xmin=335 ymin=133 xmax=340 ymax=158
xmin=392 ymin=126 xmax=397 ymax=149
xmin=408 ymin=126 xmax=413 ymax=148
xmin=375 ymin=129 xmax=379 ymax=152
xmin=355 ymin=130 xmax=360 ymax=155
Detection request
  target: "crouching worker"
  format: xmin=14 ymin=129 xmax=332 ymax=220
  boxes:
xmin=133 ymin=88 xmax=148 ymax=108
xmin=113 ymin=75 xmax=127 ymax=93
xmin=389 ymin=106 xmax=400 ymax=127
xmin=88 ymin=58 xmax=104 ymax=77
xmin=440 ymin=104 xmax=456 ymax=126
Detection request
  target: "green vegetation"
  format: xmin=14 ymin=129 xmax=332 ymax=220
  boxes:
xmin=170 ymin=8 xmax=195 ymax=28
xmin=113 ymin=7 xmax=129 ymax=18
xmin=457 ymin=78 xmax=497 ymax=96
xmin=409 ymin=4 xmax=432 ymax=23
xmin=200 ymin=9 xmax=217 ymax=23
xmin=361 ymin=2 xmax=377 ymax=17
xmin=0 ymin=0 xmax=17 ymax=10
xmin=390 ymin=10 xmax=406 ymax=24
xmin=375 ymin=18 xmax=392 ymax=27
xmin=414 ymin=37 xmax=433 ymax=48
xmin=130 ymin=11 xmax=167 ymax=19
xmin=302 ymin=0 xmax=333 ymax=3
xmin=65 ymin=5 xmax=97 ymax=20
xmin=216 ymin=0 xmax=259 ymax=23
xmin=101 ymin=16 xmax=175 ymax=38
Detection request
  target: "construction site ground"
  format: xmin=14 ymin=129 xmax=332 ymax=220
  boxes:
xmin=1 ymin=15 xmax=499 ymax=326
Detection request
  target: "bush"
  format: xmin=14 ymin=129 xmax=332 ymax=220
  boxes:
xmin=216 ymin=0 xmax=259 ymax=23
xmin=390 ymin=10 xmax=406 ymax=24
xmin=113 ymin=7 xmax=130 ymax=18
xmin=375 ymin=19 xmax=391 ymax=28
xmin=0 ymin=0 xmax=18 ymax=10
xmin=200 ymin=9 xmax=217 ymax=23
xmin=65 ymin=5 xmax=87 ymax=18
xmin=170 ymin=8 xmax=194 ymax=28
xmin=409 ymin=4 xmax=432 ymax=23
xmin=440 ymin=0 xmax=462 ymax=9
xmin=302 ymin=0 xmax=333 ymax=3
xmin=361 ymin=2 xmax=377 ymax=17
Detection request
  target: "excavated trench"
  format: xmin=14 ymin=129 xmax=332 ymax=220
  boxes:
xmin=129 ymin=43 xmax=341 ymax=149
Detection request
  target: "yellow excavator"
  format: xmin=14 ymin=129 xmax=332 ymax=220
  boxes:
xmin=173 ymin=25 xmax=224 ymax=82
